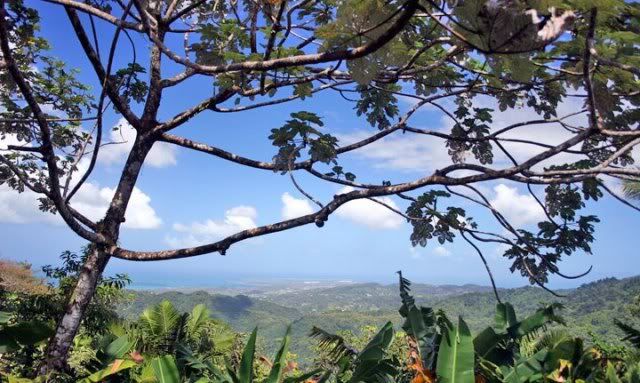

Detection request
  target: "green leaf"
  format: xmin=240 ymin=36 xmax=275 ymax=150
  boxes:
xmin=398 ymin=272 xmax=439 ymax=370
xmin=508 ymin=304 xmax=564 ymax=338
xmin=78 ymin=359 xmax=138 ymax=383
xmin=238 ymin=327 xmax=258 ymax=383
xmin=436 ymin=317 xmax=475 ymax=383
xmin=473 ymin=327 xmax=510 ymax=365
xmin=290 ymin=111 xmax=323 ymax=126
xmin=501 ymin=350 xmax=547 ymax=383
xmin=141 ymin=300 xmax=180 ymax=337
xmin=0 ymin=320 xmax=53 ymax=352
xmin=606 ymin=362 xmax=623 ymax=383
xmin=152 ymin=355 xmax=181 ymax=383
xmin=188 ymin=304 xmax=211 ymax=335
xmin=266 ymin=326 xmax=291 ymax=383
xmin=349 ymin=321 xmax=395 ymax=382
xmin=0 ymin=336 xmax=19 ymax=354
xmin=0 ymin=311 xmax=11 ymax=324
xmin=293 ymin=82 xmax=313 ymax=100
xmin=283 ymin=369 xmax=323 ymax=383
xmin=495 ymin=303 xmax=517 ymax=331
xmin=104 ymin=335 xmax=132 ymax=360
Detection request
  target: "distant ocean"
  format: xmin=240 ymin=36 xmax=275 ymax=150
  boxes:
xmin=127 ymin=273 xmax=362 ymax=290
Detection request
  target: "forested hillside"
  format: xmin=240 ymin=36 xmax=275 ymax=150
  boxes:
xmin=122 ymin=277 xmax=640 ymax=359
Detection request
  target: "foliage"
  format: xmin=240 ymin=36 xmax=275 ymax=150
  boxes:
xmin=4 ymin=270 xmax=640 ymax=382
xmin=0 ymin=260 xmax=49 ymax=295
xmin=3 ymin=0 xmax=640 ymax=370
xmin=0 ymin=250 xmax=130 ymax=378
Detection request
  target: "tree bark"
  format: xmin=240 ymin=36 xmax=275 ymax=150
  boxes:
xmin=40 ymin=137 xmax=153 ymax=374
xmin=40 ymin=245 xmax=111 ymax=373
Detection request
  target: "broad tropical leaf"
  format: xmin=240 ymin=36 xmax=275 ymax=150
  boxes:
xmin=349 ymin=321 xmax=396 ymax=382
xmin=266 ymin=325 xmax=292 ymax=383
xmin=436 ymin=317 xmax=475 ymax=383
xmin=104 ymin=334 xmax=133 ymax=360
xmin=152 ymin=355 xmax=181 ymax=383
xmin=0 ymin=311 xmax=11 ymax=324
xmin=238 ymin=327 xmax=258 ymax=383
xmin=495 ymin=303 xmax=518 ymax=331
xmin=0 ymin=321 xmax=53 ymax=353
xmin=508 ymin=304 xmax=564 ymax=338
xmin=78 ymin=359 xmax=138 ymax=383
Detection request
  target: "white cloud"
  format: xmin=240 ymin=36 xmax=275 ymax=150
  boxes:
xmin=0 ymin=131 xmax=163 ymax=229
xmin=0 ymin=133 xmax=30 ymax=151
xmin=0 ymin=183 xmax=162 ymax=229
xmin=0 ymin=154 xmax=161 ymax=229
xmin=71 ymin=184 xmax=162 ymax=229
xmin=337 ymin=129 xmax=453 ymax=173
xmin=489 ymin=184 xmax=545 ymax=227
xmin=100 ymin=118 xmax=177 ymax=168
xmin=338 ymin=96 xmax=588 ymax=174
xmin=0 ymin=186 xmax=59 ymax=225
xmin=281 ymin=192 xmax=314 ymax=219
xmin=335 ymin=187 xmax=404 ymax=229
xmin=166 ymin=205 xmax=258 ymax=248
xmin=409 ymin=245 xmax=451 ymax=259
xmin=409 ymin=247 xmax=422 ymax=259
xmin=433 ymin=246 xmax=452 ymax=257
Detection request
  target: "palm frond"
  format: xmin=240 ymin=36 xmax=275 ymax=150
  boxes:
xmin=140 ymin=300 xmax=180 ymax=337
xmin=623 ymin=180 xmax=640 ymax=201
xmin=615 ymin=319 xmax=640 ymax=349
xmin=309 ymin=326 xmax=357 ymax=362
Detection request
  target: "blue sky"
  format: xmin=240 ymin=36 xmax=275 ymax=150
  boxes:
xmin=0 ymin=2 xmax=639 ymax=289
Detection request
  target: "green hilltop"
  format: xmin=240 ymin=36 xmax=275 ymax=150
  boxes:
xmin=121 ymin=276 xmax=640 ymax=360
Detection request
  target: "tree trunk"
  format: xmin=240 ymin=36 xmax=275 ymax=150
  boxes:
xmin=40 ymin=245 xmax=111 ymax=373
xmin=40 ymin=136 xmax=153 ymax=374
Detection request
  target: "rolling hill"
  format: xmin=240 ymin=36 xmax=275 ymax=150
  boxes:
xmin=121 ymin=276 xmax=640 ymax=360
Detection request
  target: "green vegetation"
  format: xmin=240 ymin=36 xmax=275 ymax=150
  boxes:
xmin=2 ymin=256 xmax=640 ymax=382
xmin=120 ymin=276 xmax=640 ymax=362
xmin=3 ymin=0 xmax=640 ymax=369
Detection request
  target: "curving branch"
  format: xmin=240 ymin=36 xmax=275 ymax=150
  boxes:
xmin=137 ymin=0 xmax=419 ymax=74
xmin=0 ymin=3 xmax=105 ymax=244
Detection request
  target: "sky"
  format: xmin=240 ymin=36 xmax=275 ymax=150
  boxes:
xmin=0 ymin=3 xmax=639 ymax=289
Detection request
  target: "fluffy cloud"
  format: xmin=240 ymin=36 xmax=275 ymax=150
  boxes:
xmin=335 ymin=187 xmax=404 ymax=229
xmin=281 ymin=192 xmax=314 ymax=219
xmin=0 ymin=144 xmax=162 ymax=229
xmin=338 ymin=96 xmax=587 ymax=174
xmin=100 ymin=118 xmax=177 ymax=168
xmin=337 ymin=129 xmax=453 ymax=173
xmin=409 ymin=245 xmax=451 ymax=259
xmin=433 ymin=246 xmax=452 ymax=257
xmin=0 ymin=134 xmax=29 ymax=150
xmin=69 ymin=184 xmax=162 ymax=229
xmin=489 ymin=184 xmax=545 ymax=227
xmin=0 ymin=183 xmax=162 ymax=229
xmin=0 ymin=187 xmax=59 ymax=225
xmin=166 ymin=206 xmax=258 ymax=248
